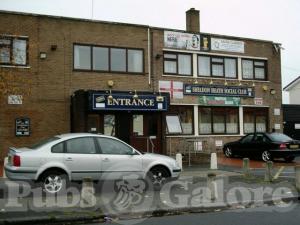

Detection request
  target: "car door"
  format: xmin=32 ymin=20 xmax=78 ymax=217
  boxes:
xmin=64 ymin=137 xmax=101 ymax=180
xmin=251 ymin=133 xmax=270 ymax=156
xmin=96 ymin=137 xmax=143 ymax=180
xmin=235 ymin=134 xmax=255 ymax=156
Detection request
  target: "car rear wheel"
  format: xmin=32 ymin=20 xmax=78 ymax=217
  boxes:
xmin=284 ymin=156 xmax=295 ymax=163
xmin=40 ymin=170 xmax=68 ymax=194
xmin=261 ymin=151 xmax=272 ymax=162
xmin=224 ymin=147 xmax=233 ymax=158
xmin=147 ymin=166 xmax=170 ymax=191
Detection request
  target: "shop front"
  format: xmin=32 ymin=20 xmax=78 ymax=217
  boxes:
xmin=71 ymin=90 xmax=170 ymax=154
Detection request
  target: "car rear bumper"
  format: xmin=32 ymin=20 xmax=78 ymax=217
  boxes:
xmin=270 ymin=150 xmax=300 ymax=158
xmin=4 ymin=165 xmax=36 ymax=180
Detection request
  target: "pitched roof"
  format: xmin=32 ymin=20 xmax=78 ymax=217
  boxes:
xmin=283 ymin=76 xmax=300 ymax=91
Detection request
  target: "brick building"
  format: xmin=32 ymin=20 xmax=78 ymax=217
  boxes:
xmin=0 ymin=9 xmax=283 ymax=162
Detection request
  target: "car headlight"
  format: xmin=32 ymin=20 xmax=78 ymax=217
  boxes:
xmin=173 ymin=160 xmax=180 ymax=168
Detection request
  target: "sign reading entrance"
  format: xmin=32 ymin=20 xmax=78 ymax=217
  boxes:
xmin=184 ymin=84 xmax=254 ymax=98
xmin=91 ymin=92 xmax=169 ymax=111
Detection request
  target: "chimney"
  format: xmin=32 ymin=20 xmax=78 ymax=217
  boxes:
xmin=186 ymin=8 xmax=200 ymax=33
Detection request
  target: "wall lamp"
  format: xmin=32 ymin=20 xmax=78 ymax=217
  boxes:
xmin=133 ymin=90 xmax=139 ymax=99
xmin=270 ymin=89 xmax=276 ymax=95
xmin=108 ymin=89 xmax=113 ymax=100
xmin=155 ymin=54 xmax=162 ymax=60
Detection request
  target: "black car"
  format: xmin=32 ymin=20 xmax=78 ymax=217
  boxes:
xmin=223 ymin=133 xmax=300 ymax=162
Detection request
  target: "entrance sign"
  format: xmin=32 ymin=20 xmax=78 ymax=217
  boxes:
xmin=184 ymin=84 xmax=254 ymax=98
xmin=199 ymin=96 xmax=240 ymax=106
xmin=164 ymin=31 xmax=200 ymax=51
xmin=90 ymin=92 xmax=169 ymax=111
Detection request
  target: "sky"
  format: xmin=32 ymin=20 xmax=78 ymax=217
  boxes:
xmin=1 ymin=0 xmax=299 ymax=103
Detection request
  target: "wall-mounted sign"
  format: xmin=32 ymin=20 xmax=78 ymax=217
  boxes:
xmin=159 ymin=80 xmax=183 ymax=99
xmin=15 ymin=117 xmax=30 ymax=136
xmin=164 ymin=31 xmax=200 ymax=51
xmin=8 ymin=95 xmax=23 ymax=105
xmin=184 ymin=84 xmax=254 ymax=98
xmin=90 ymin=92 xmax=169 ymax=111
xmin=295 ymin=124 xmax=300 ymax=130
xmin=274 ymin=108 xmax=281 ymax=116
xmin=215 ymin=140 xmax=223 ymax=147
xmin=201 ymin=35 xmax=210 ymax=51
xmin=275 ymin=124 xmax=281 ymax=130
xmin=211 ymin=38 xmax=245 ymax=53
xmin=254 ymin=98 xmax=263 ymax=105
xmin=199 ymin=96 xmax=240 ymax=106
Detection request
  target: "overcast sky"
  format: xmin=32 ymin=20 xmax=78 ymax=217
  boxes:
xmin=1 ymin=0 xmax=299 ymax=103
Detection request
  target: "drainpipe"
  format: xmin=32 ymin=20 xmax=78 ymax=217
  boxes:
xmin=147 ymin=27 xmax=151 ymax=87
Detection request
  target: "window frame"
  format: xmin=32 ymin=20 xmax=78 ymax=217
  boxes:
xmin=197 ymin=55 xmax=237 ymax=79
xmin=0 ymin=36 xmax=29 ymax=66
xmin=163 ymin=52 xmax=193 ymax=76
xmin=198 ymin=106 xmax=240 ymax=135
xmin=73 ymin=43 xmax=145 ymax=74
xmin=242 ymin=58 xmax=267 ymax=81
xmin=243 ymin=107 xmax=269 ymax=134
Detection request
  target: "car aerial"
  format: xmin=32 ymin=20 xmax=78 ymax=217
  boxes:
xmin=223 ymin=132 xmax=300 ymax=162
xmin=4 ymin=133 xmax=181 ymax=194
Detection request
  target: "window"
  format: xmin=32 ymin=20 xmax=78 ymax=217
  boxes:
xmin=243 ymin=108 xmax=268 ymax=134
xmin=51 ymin=142 xmax=64 ymax=153
xmin=104 ymin=115 xmax=115 ymax=136
xmin=198 ymin=55 xmax=237 ymax=78
xmin=242 ymin=59 xmax=267 ymax=80
xmin=167 ymin=106 xmax=193 ymax=134
xmin=66 ymin=137 xmax=97 ymax=154
xmin=97 ymin=137 xmax=133 ymax=155
xmin=198 ymin=107 xmax=239 ymax=134
xmin=240 ymin=134 xmax=254 ymax=144
xmin=73 ymin=44 xmax=144 ymax=73
xmin=166 ymin=115 xmax=182 ymax=134
xmin=0 ymin=36 xmax=28 ymax=66
xmin=133 ymin=115 xmax=144 ymax=136
xmin=163 ymin=52 xmax=192 ymax=76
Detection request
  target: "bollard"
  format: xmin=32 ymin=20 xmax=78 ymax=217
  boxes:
xmin=295 ymin=166 xmax=300 ymax=192
xmin=176 ymin=153 xmax=183 ymax=171
xmin=80 ymin=177 xmax=96 ymax=208
xmin=210 ymin=153 xmax=218 ymax=170
xmin=243 ymin=158 xmax=250 ymax=177
xmin=264 ymin=161 xmax=273 ymax=182
xmin=207 ymin=172 xmax=218 ymax=201
xmin=2 ymin=157 xmax=8 ymax=178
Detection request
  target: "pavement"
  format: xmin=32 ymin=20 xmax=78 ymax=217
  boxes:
xmin=0 ymin=162 xmax=299 ymax=225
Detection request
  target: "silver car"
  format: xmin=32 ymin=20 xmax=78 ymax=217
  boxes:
xmin=5 ymin=133 xmax=181 ymax=193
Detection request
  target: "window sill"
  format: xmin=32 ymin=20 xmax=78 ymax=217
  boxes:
xmin=0 ymin=65 xmax=30 ymax=69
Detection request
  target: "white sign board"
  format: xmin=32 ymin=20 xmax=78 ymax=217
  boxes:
xmin=164 ymin=31 xmax=200 ymax=51
xmin=194 ymin=141 xmax=203 ymax=151
xmin=8 ymin=95 xmax=23 ymax=105
xmin=274 ymin=124 xmax=281 ymax=130
xmin=274 ymin=108 xmax=281 ymax=116
xmin=295 ymin=124 xmax=300 ymax=129
xmin=211 ymin=38 xmax=245 ymax=53
xmin=215 ymin=140 xmax=223 ymax=147
xmin=254 ymin=98 xmax=263 ymax=105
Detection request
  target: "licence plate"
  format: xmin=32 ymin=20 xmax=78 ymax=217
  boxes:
xmin=290 ymin=144 xmax=299 ymax=149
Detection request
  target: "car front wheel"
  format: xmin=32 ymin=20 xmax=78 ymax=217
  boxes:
xmin=261 ymin=151 xmax=272 ymax=162
xmin=147 ymin=166 xmax=170 ymax=191
xmin=224 ymin=147 xmax=233 ymax=158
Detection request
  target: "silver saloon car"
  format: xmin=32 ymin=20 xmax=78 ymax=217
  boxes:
xmin=5 ymin=133 xmax=181 ymax=193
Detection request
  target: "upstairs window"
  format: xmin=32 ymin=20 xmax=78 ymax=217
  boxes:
xmin=74 ymin=44 xmax=144 ymax=74
xmin=163 ymin=52 xmax=192 ymax=76
xmin=198 ymin=55 xmax=237 ymax=78
xmin=0 ymin=36 xmax=28 ymax=66
xmin=242 ymin=59 xmax=267 ymax=80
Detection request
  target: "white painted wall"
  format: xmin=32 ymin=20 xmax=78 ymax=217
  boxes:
xmin=288 ymin=82 xmax=300 ymax=104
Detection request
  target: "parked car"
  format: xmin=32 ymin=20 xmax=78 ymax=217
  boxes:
xmin=5 ymin=133 xmax=181 ymax=193
xmin=223 ymin=132 xmax=300 ymax=162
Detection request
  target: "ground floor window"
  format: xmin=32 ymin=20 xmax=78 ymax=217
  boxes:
xmin=198 ymin=107 xmax=239 ymax=134
xmin=167 ymin=105 xmax=194 ymax=134
xmin=243 ymin=107 xmax=268 ymax=133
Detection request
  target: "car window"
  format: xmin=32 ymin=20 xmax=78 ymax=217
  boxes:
xmin=97 ymin=138 xmax=133 ymax=155
xmin=51 ymin=142 xmax=64 ymax=153
xmin=253 ymin=134 xmax=268 ymax=143
xmin=66 ymin=137 xmax=96 ymax=154
xmin=267 ymin=133 xmax=293 ymax=142
xmin=240 ymin=134 xmax=254 ymax=144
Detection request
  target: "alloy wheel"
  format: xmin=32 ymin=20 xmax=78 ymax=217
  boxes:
xmin=262 ymin=151 xmax=271 ymax=162
xmin=43 ymin=174 xmax=64 ymax=194
xmin=224 ymin=147 xmax=233 ymax=158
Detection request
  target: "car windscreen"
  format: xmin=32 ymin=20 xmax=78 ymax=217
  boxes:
xmin=29 ymin=137 xmax=61 ymax=149
xmin=267 ymin=133 xmax=293 ymax=142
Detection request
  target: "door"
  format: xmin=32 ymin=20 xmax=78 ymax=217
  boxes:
xmin=64 ymin=137 xmax=101 ymax=180
xmin=130 ymin=113 xmax=162 ymax=153
xmin=96 ymin=137 xmax=143 ymax=180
